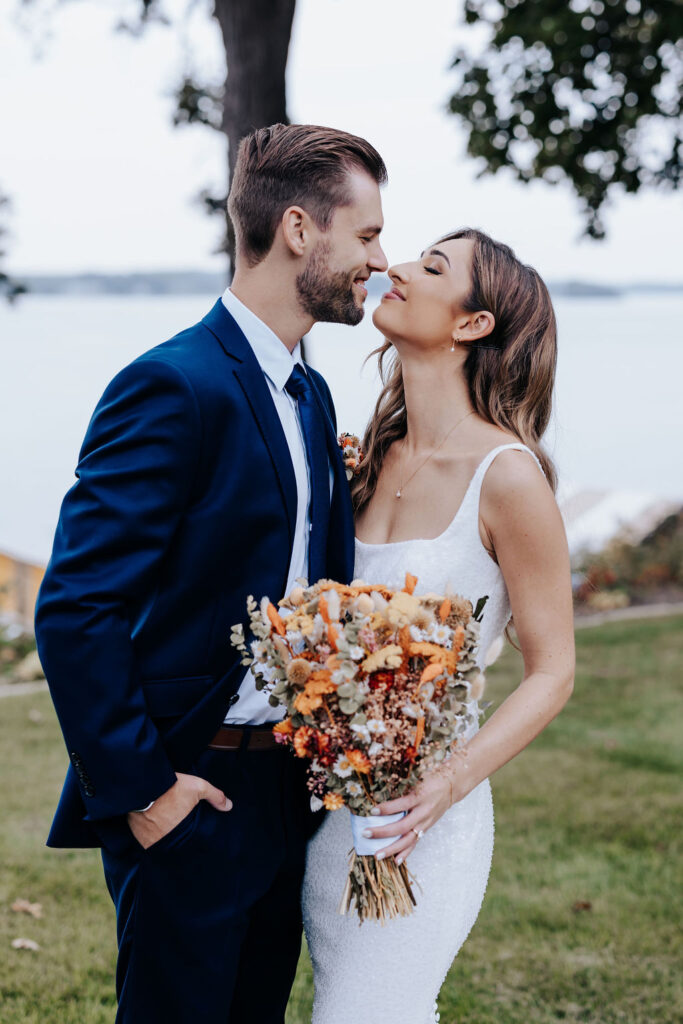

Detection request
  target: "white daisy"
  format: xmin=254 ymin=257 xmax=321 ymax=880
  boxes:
xmin=333 ymin=755 xmax=353 ymax=778
xmin=350 ymin=723 xmax=372 ymax=743
xmin=430 ymin=624 xmax=453 ymax=648
xmin=367 ymin=718 xmax=386 ymax=734
xmin=345 ymin=781 xmax=363 ymax=797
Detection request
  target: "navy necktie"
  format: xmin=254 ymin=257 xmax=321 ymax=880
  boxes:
xmin=285 ymin=365 xmax=331 ymax=584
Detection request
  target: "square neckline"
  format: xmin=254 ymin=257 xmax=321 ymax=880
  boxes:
xmin=354 ymin=442 xmax=539 ymax=549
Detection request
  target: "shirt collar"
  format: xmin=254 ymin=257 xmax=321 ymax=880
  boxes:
xmin=221 ymin=287 xmax=303 ymax=392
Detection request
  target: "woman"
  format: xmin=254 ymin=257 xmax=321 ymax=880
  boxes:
xmin=302 ymin=229 xmax=575 ymax=1023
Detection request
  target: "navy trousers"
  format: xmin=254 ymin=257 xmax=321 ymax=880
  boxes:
xmin=101 ymin=743 xmax=316 ymax=1024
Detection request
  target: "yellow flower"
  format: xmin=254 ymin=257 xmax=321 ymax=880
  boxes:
xmin=298 ymin=614 xmax=316 ymax=636
xmin=323 ymin=792 xmax=345 ymax=810
xmin=386 ymin=591 xmax=421 ymax=628
xmin=361 ymin=645 xmax=403 ymax=673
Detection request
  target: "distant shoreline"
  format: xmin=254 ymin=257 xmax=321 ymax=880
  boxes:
xmin=8 ymin=272 xmax=683 ymax=300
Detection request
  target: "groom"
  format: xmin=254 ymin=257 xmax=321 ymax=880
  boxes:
xmin=35 ymin=123 xmax=387 ymax=1023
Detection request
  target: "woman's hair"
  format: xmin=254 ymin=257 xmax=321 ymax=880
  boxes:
xmin=351 ymin=228 xmax=558 ymax=515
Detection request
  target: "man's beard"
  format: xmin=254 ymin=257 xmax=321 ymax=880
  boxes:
xmin=296 ymin=240 xmax=365 ymax=326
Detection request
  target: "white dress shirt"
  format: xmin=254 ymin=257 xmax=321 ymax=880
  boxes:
xmin=221 ymin=288 xmax=312 ymax=725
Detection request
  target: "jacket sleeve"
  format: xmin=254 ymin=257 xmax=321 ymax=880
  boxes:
xmin=35 ymin=356 xmax=201 ymax=821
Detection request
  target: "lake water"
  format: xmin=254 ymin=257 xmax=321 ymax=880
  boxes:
xmin=1 ymin=293 xmax=682 ymax=564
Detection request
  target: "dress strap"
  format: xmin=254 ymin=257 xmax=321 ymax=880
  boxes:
xmin=450 ymin=443 xmax=546 ymax=540
xmin=473 ymin=442 xmax=545 ymax=485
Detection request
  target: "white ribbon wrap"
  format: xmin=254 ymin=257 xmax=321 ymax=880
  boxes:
xmin=349 ymin=810 xmax=406 ymax=856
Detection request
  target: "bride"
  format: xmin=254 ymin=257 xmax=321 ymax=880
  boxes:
xmin=302 ymin=228 xmax=575 ymax=1023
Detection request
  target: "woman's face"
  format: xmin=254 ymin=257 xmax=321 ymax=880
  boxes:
xmin=372 ymin=236 xmax=480 ymax=350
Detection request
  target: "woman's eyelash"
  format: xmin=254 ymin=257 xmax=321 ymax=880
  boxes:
xmin=424 ymin=266 xmax=441 ymax=275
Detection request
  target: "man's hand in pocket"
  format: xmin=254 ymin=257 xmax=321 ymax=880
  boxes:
xmin=127 ymin=772 xmax=232 ymax=850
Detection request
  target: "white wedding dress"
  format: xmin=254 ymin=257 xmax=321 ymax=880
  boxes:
xmin=302 ymin=444 xmax=542 ymax=1024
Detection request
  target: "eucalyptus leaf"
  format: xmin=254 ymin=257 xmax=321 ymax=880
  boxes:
xmin=339 ymin=697 xmax=361 ymax=714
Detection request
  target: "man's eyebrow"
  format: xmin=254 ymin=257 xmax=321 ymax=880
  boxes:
xmin=359 ymin=225 xmax=383 ymax=235
xmin=420 ymin=248 xmax=451 ymax=266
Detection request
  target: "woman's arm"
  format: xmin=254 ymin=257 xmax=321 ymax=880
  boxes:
xmin=363 ymin=449 xmax=575 ymax=862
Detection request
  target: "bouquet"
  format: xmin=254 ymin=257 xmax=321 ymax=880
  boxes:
xmin=231 ymin=574 xmax=488 ymax=923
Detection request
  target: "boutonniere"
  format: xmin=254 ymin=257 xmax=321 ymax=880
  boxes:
xmin=338 ymin=433 xmax=363 ymax=481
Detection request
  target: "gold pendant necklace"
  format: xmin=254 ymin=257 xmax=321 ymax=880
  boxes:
xmin=395 ymin=411 xmax=474 ymax=499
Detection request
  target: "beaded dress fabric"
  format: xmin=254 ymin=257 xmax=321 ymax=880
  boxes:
xmin=302 ymin=444 xmax=543 ymax=1024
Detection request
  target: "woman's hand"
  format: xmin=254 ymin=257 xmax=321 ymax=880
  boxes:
xmin=360 ymin=767 xmax=461 ymax=864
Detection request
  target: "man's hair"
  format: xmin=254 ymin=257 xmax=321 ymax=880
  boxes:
xmin=227 ymin=123 xmax=387 ymax=266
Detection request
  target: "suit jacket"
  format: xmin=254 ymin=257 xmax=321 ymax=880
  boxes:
xmin=35 ymin=299 xmax=355 ymax=848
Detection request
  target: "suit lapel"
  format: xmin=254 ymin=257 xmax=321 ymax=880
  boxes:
xmin=202 ymin=301 xmax=297 ymax=545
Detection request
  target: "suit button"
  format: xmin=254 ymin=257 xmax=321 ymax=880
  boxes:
xmin=84 ymin=785 xmax=96 ymax=798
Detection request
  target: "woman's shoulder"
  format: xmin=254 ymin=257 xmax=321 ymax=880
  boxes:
xmin=479 ymin=443 xmax=550 ymax=509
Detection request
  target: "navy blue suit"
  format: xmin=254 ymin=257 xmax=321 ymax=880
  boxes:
xmin=35 ymin=300 xmax=355 ymax=1022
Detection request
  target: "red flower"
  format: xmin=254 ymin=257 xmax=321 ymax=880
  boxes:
xmin=368 ymin=670 xmax=394 ymax=691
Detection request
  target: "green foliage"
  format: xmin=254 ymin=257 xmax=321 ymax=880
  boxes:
xmin=577 ymin=506 xmax=683 ymax=604
xmin=449 ymin=0 xmax=683 ymax=237
xmin=1 ymin=615 xmax=681 ymax=1022
xmin=0 ymin=627 xmax=36 ymax=669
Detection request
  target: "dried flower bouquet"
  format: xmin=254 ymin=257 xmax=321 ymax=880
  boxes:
xmin=231 ymin=574 xmax=487 ymax=923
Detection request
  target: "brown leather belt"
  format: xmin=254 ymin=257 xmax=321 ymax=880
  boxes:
xmin=208 ymin=725 xmax=280 ymax=752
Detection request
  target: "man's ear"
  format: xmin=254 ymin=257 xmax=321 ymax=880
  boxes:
xmin=281 ymin=205 xmax=310 ymax=257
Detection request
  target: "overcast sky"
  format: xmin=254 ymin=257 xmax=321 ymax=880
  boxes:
xmin=3 ymin=0 xmax=681 ymax=282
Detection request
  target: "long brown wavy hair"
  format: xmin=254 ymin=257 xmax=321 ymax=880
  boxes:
xmin=352 ymin=228 xmax=558 ymax=516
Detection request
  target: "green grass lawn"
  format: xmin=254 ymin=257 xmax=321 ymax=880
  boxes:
xmin=1 ymin=615 xmax=681 ymax=1023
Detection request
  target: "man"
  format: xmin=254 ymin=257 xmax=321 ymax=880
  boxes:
xmin=35 ymin=123 xmax=387 ymax=1023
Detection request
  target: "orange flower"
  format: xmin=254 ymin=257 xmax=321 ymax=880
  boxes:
xmin=409 ymin=641 xmax=459 ymax=674
xmin=452 ymin=625 xmax=465 ymax=658
xmin=439 ymin=599 xmax=451 ymax=623
xmin=318 ymin=593 xmax=331 ymax=623
xmin=305 ymin=670 xmax=337 ymax=695
xmin=294 ymin=691 xmax=323 ymax=715
xmin=345 ymin=748 xmax=372 ymax=775
xmin=267 ymin=602 xmax=287 ymax=636
xmin=293 ymin=726 xmax=316 ymax=758
xmin=272 ymin=718 xmax=293 ymax=737
xmin=403 ymin=573 xmax=418 ymax=595
xmin=323 ymin=792 xmax=345 ymax=810
xmin=420 ymin=662 xmax=444 ymax=685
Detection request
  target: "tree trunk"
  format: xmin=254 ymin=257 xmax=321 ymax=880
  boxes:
xmin=213 ymin=0 xmax=297 ymax=278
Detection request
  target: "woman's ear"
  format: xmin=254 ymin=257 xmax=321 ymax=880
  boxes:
xmin=458 ymin=311 xmax=495 ymax=343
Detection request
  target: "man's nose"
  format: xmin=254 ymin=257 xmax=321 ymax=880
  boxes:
xmin=369 ymin=242 xmax=389 ymax=274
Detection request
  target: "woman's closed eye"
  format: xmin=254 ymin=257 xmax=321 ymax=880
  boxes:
xmin=424 ymin=266 xmax=441 ymax=276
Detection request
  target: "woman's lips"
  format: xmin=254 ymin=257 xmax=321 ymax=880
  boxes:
xmin=383 ymin=287 xmax=405 ymax=301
